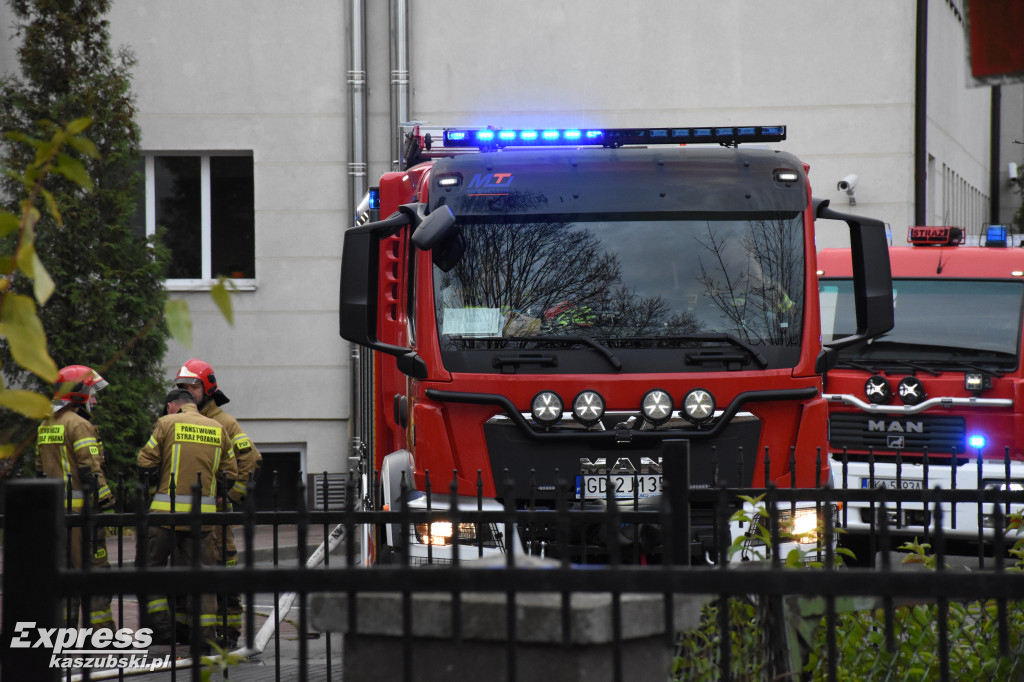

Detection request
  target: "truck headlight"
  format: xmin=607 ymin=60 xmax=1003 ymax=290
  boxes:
xmin=531 ymin=391 xmax=563 ymax=426
xmin=415 ymin=521 xmax=479 ymax=546
xmin=641 ymin=389 xmax=673 ymax=425
xmin=681 ymin=388 xmax=715 ymax=424
xmin=981 ymin=479 xmax=1024 ymax=492
xmin=773 ymin=506 xmax=837 ymax=545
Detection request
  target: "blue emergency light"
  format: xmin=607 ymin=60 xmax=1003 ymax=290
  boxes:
xmin=985 ymin=225 xmax=1008 ymax=247
xmin=968 ymin=434 xmax=986 ymax=450
xmin=442 ymin=125 xmax=786 ymax=149
xmin=368 ymin=187 xmax=380 ymax=210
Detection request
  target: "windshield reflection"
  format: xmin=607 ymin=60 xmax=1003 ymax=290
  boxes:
xmin=820 ymin=279 xmax=1022 ymax=362
xmin=434 ymin=215 xmax=805 ymax=350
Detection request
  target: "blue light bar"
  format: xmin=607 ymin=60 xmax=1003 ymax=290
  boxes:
xmin=442 ymin=125 xmax=786 ymax=149
xmin=368 ymin=187 xmax=380 ymax=210
xmin=986 ymin=224 xmax=1008 ymax=247
xmin=969 ymin=434 xmax=986 ymax=450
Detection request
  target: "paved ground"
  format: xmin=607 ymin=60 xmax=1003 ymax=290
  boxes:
xmin=3 ymin=524 xmax=348 ymax=681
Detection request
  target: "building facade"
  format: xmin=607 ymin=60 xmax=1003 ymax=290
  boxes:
xmin=1 ymin=0 xmax=1021 ymax=499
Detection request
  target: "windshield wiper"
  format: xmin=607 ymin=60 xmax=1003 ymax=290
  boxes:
xmin=620 ymin=334 xmax=768 ymax=368
xmin=473 ymin=335 xmax=622 ymax=370
xmin=836 ymin=357 xmax=942 ymax=376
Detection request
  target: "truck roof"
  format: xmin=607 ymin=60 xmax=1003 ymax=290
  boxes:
xmin=818 ymin=244 xmax=1024 ymax=279
xmin=427 ymin=146 xmax=809 ymax=216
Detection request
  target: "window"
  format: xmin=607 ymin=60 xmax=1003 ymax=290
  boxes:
xmin=132 ymin=153 xmax=255 ymax=289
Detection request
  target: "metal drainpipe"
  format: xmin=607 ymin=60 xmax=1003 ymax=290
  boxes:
xmin=390 ymin=0 xmax=410 ymax=170
xmin=989 ymin=85 xmax=1001 ymax=225
xmin=348 ymin=0 xmax=368 ymax=215
xmin=913 ymin=0 xmax=927 ymax=226
xmin=347 ymin=0 xmax=367 ymax=464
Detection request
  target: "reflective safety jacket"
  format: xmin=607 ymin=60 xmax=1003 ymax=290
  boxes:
xmin=137 ymin=403 xmax=238 ymax=518
xmin=36 ymin=407 xmax=113 ymax=511
xmin=201 ymin=402 xmax=262 ymax=501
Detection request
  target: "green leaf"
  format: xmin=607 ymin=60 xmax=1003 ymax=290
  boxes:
xmin=0 ymin=212 xmax=20 ymax=239
xmin=67 ymin=135 xmax=100 ymax=160
xmin=21 ymin=203 xmax=39 ymax=232
xmin=165 ymin=299 xmax=192 ymax=348
xmin=0 ymin=388 xmax=53 ymax=419
xmin=54 ymin=153 xmax=93 ymax=191
xmin=40 ymin=188 xmax=61 ymax=225
xmin=65 ymin=117 xmax=92 ymax=135
xmin=15 ymin=245 xmax=55 ymax=305
xmin=210 ymin=278 xmax=234 ymax=325
xmin=0 ymin=293 xmax=59 ymax=382
xmin=3 ymin=131 xmax=41 ymax=147
xmin=15 ymin=243 xmax=55 ymax=304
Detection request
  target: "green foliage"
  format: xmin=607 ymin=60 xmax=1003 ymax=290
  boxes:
xmin=0 ymin=119 xmax=96 ymax=426
xmin=673 ymin=507 xmax=1024 ymax=681
xmin=0 ymin=0 xmax=169 ymax=495
xmin=200 ymin=640 xmax=244 ymax=681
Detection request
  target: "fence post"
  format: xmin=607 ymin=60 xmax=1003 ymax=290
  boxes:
xmin=1 ymin=479 xmax=62 ymax=681
xmin=661 ymin=439 xmax=691 ymax=565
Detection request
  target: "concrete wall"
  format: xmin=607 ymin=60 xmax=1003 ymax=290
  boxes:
xmin=401 ymin=0 xmax=918 ymax=247
xmin=2 ymin=1 xmax=1020 ymax=481
xmin=999 ymin=84 xmax=1024 ymax=227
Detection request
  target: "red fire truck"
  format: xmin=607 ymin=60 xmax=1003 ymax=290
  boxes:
xmin=819 ymin=225 xmax=1021 ymax=560
xmin=342 ymin=124 xmax=893 ymax=564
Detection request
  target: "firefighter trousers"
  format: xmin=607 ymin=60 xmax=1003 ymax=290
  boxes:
xmin=67 ymin=524 xmax=115 ymax=631
xmin=142 ymin=526 xmax=218 ymax=648
xmin=213 ymin=523 xmax=243 ymax=647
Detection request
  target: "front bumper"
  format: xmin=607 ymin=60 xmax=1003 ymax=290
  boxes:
xmin=829 ymin=456 xmax=1024 ymax=540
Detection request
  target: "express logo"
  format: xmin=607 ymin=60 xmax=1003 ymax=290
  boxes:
xmin=9 ymin=623 xmax=170 ymax=671
xmin=467 ymin=173 xmax=513 ymax=190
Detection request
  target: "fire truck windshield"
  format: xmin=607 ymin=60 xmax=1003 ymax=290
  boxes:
xmin=433 ymin=213 xmax=805 ymax=354
xmin=821 ymin=279 xmax=1023 ymax=364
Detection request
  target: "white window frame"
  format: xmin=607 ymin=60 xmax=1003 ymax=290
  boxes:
xmin=143 ymin=152 xmax=256 ymax=292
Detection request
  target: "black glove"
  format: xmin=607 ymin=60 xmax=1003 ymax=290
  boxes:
xmin=137 ymin=466 xmax=160 ymax=497
xmin=77 ymin=467 xmax=94 ymax=490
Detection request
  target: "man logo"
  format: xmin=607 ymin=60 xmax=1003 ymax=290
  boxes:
xmin=868 ymin=420 xmax=923 ymax=434
xmin=887 ymin=435 xmax=906 ymax=449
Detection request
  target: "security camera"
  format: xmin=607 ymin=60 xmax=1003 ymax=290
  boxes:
xmin=836 ymin=174 xmax=858 ymax=192
xmin=837 ymin=174 xmax=858 ymax=205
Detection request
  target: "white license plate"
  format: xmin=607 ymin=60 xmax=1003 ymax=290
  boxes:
xmin=575 ymin=474 xmax=662 ymax=499
xmin=861 ymin=477 xmax=924 ymax=490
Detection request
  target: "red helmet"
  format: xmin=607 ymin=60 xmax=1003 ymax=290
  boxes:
xmin=175 ymin=359 xmax=218 ymax=398
xmin=54 ymin=365 xmax=108 ymax=406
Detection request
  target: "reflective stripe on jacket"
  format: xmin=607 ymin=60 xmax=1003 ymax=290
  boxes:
xmin=137 ymin=403 xmax=237 ymax=510
xmin=36 ymin=407 xmax=113 ymax=508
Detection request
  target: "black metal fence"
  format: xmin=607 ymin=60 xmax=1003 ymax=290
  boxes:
xmin=3 ymin=454 xmax=1024 ymax=682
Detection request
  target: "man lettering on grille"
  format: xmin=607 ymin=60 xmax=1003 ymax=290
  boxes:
xmin=137 ymin=388 xmax=238 ymax=650
xmin=35 ymin=365 xmax=117 ymax=631
xmin=174 ymin=358 xmax=262 ymax=650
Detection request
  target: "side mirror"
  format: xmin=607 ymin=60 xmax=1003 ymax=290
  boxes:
xmin=411 ymin=205 xmax=457 ymax=250
xmin=814 ymin=347 xmax=839 ymax=374
xmin=814 ymin=199 xmax=894 ymax=351
xmin=340 ymin=204 xmax=430 ymax=377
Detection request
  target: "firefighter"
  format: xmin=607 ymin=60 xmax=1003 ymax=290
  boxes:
xmin=137 ymin=388 xmax=239 ymax=649
xmin=174 ymin=358 xmax=262 ymax=649
xmin=35 ymin=365 xmax=117 ymax=631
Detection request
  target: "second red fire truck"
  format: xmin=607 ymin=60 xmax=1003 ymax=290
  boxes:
xmin=819 ymin=224 xmax=1023 ymax=560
